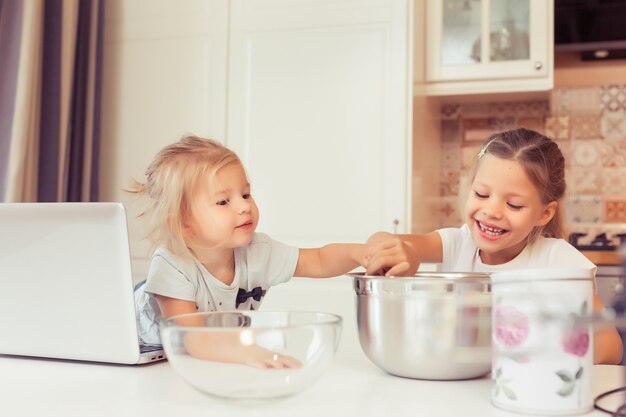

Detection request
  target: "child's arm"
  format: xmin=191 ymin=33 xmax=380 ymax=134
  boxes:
xmin=295 ymin=241 xmax=420 ymax=278
xmin=155 ymin=294 xmax=300 ymax=368
xmin=593 ymin=293 xmax=624 ymax=364
xmin=180 ymin=330 xmax=301 ymax=369
xmin=363 ymin=231 xmax=443 ymax=276
xmin=156 ymin=294 xmax=197 ymax=317
xmin=294 ymin=244 xmax=367 ymax=278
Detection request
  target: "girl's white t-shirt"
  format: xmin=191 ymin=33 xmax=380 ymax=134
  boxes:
xmin=135 ymin=232 xmax=299 ymax=344
xmin=436 ymin=224 xmax=596 ymax=275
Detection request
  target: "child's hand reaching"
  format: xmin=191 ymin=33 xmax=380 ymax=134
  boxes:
xmin=182 ymin=331 xmax=303 ymax=369
xmin=244 ymin=344 xmax=303 ymax=369
xmin=362 ymin=232 xmax=420 ymax=276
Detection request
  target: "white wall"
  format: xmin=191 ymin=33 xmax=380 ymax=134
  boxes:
xmin=101 ymin=0 xmax=413 ymax=282
xmin=100 ymin=0 xmax=228 ymax=281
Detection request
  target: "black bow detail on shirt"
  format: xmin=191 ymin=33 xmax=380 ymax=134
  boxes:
xmin=236 ymin=287 xmax=266 ymax=308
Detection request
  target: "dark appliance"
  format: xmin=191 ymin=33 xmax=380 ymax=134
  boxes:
xmin=555 ymin=0 xmax=626 ymax=60
xmin=569 ymin=231 xmax=626 ymax=364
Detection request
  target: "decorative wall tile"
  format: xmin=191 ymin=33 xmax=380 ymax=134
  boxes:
xmin=517 ymin=117 xmax=544 ymax=133
xmin=487 ymin=101 xmax=547 ymax=117
xmin=570 ymin=114 xmax=601 ymax=140
xmin=488 ymin=102 xmax=517 ymax=116
xmin=526 ymin=100 xmax=549 ymax=117
xmin=565 ymin=196 xmax=602 ymax=223
xmin=605 ymin=200 xmax=626 ymax=223
xmin=551 ymin=89 xmax=572 ymax=114
xmin=459 ymin=103 xmax=490 ymax=117
xmin=463 ymin=118 xmax=492 ymax=142
xmin=571 ymin=140 xmax=601 ymax=168
xmin=597 ymin=140 xmax=626 ymax=167
xmin=441 ymin=141 xmax=462 ymax=171
xmin=438 ymin=197 xmax=463 ymax=227
xmin=488 ymin=116 xmax=515 ymax=132
xmin=461 ymin=144 xmax=482 ymax=170
xmin=441 ymin=119 xmax=461 ymax=143
xmin=440 ymin=170 xmax=460 ymax=197
xmin=510 ymin=101 xmax=530 ymax=117
xmin=544 ymin=115 xmax=570 ymax=140
xmin=565 ymin=88 xmax=602 ymax=115
xmin=437 ymin=86 xmax=626 ymax=234
xmin=568 ymin=168 xmax=603 ymax=195
xmin=415 ymin=195 xmax=446 ymax=233
xmin=600 ymin=109 xmax=626 ymax=141
xmin=458 ymin=172 xmax=472 ymax=201
xmin=602 ymin=168 xmax=626 ymax=198
xmin=557 ymin=141 xmax=571 ymax=168
xmin=600 ymin=85 xmax=626 ymax=112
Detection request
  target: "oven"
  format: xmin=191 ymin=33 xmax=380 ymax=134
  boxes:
xmin=596 ymin=264 xmax=625 ymax=308
xmin=569 ymin=232 xmax=625 ymax=306
xmin=570 ymin=232 xmax=626 ymax=364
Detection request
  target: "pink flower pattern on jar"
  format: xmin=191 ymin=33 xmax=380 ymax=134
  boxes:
xmin=562 ymin=327 xmax=590 ymax=357
xmin=494 ymin=305 xmax=530 ymax=348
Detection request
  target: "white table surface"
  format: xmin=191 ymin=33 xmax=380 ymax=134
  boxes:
xmin=0 ymin=354 xmax=623 ymax=417
xmin=3 ymin=276 xmax=624 ymax=417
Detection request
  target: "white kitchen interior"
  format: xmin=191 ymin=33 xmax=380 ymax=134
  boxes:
xmin=102 ymin=0 xmax=626 ymax=281
xmin=101 ymin=0 xmax=412 ymax=274
xmin=3 ymin=0 xmax=624 ymax=415
xmin=101 ymin=0 xmax=626 ymax=348
xmin=100 ymin=0 xmax=626 ymax=333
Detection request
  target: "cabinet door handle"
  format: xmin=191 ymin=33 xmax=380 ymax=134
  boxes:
xmin=534 ymin=61 xmax=543 ymax=70
xmin=393 ymin=219 xmax=399 ymax=234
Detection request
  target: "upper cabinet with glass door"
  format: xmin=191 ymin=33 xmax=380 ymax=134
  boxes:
xmin=415 ymin=0 xmax=553 ymax=95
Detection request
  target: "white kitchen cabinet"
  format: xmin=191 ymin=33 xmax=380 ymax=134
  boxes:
xmin=415 ymin=0 xmax=553 ymax=96
xmin=226 ymin=0 xmax=413 ymax=248
xmin=101 ymin=0 xmax=413 ymax=278
xmin=101 ymin=0 xmax=230 ymax=280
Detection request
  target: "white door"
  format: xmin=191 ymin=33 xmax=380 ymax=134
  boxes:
xmin=226 ymin=0 xmax=412 ymax=248
xmin=101 ymin=0 xmax=230 ymax=280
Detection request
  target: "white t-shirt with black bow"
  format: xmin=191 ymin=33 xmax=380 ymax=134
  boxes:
xmin=134 ymin=232 xmax=299 ymax=344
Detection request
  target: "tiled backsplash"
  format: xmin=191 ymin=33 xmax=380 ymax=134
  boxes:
xmin=437 ymin=85 xmax=626 ymax=246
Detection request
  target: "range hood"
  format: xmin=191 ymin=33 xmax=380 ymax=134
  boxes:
xmin=555 ymin=0 xmax=626 ymax=60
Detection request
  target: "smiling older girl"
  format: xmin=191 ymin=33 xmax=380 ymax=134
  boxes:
xmin=364 ymin=127 xmax=623 ymax=365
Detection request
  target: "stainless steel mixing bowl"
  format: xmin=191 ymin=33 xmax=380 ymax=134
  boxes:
xmin=351 ymin=272 xmax=492 ymax=380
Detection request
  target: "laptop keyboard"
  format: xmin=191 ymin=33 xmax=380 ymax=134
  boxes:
xmin=139 ymin=344 xmax=163 ymax=353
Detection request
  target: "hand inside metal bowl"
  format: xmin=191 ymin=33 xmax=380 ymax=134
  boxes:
xmin=350 ymin=272 xmax=492 ymax=380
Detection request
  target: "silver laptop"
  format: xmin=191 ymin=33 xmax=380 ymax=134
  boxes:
xmin=0 ymin=202 xmax=165 ymax=364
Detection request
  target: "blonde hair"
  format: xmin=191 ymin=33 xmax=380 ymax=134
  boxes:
xmin=472 ymin=128 xmax=566 ymax=243
xmin=126 ymin=135 xmax=240 ymax=259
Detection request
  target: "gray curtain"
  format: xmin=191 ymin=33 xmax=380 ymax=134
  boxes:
xmin=0 ymin=0 xmax=103 ymax=202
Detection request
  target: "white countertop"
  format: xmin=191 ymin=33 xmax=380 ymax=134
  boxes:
xmin=0 ymin=355 xmax=623 ymax=417
xmin=2 ymin=276 xmax=624 ymax=417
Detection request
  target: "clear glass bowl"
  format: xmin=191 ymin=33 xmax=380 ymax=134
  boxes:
xmin=160 ymin=311 xmax=342 ymax=400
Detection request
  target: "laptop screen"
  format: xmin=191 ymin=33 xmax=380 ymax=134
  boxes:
xmin=0 ymin=203 xmax=147 ymax=363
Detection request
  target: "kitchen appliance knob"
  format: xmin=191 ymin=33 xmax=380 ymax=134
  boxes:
xmin=591 ymin=232 xmax=612 ymax=247
xmin=614 ymin=233 xmax=626 ymax=246
xmin=568 ymin=232 xmax=587 ymax=247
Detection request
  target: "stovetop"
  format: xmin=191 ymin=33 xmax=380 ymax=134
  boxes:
xmin=568 ymin=232 xmax=626 ymax=252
